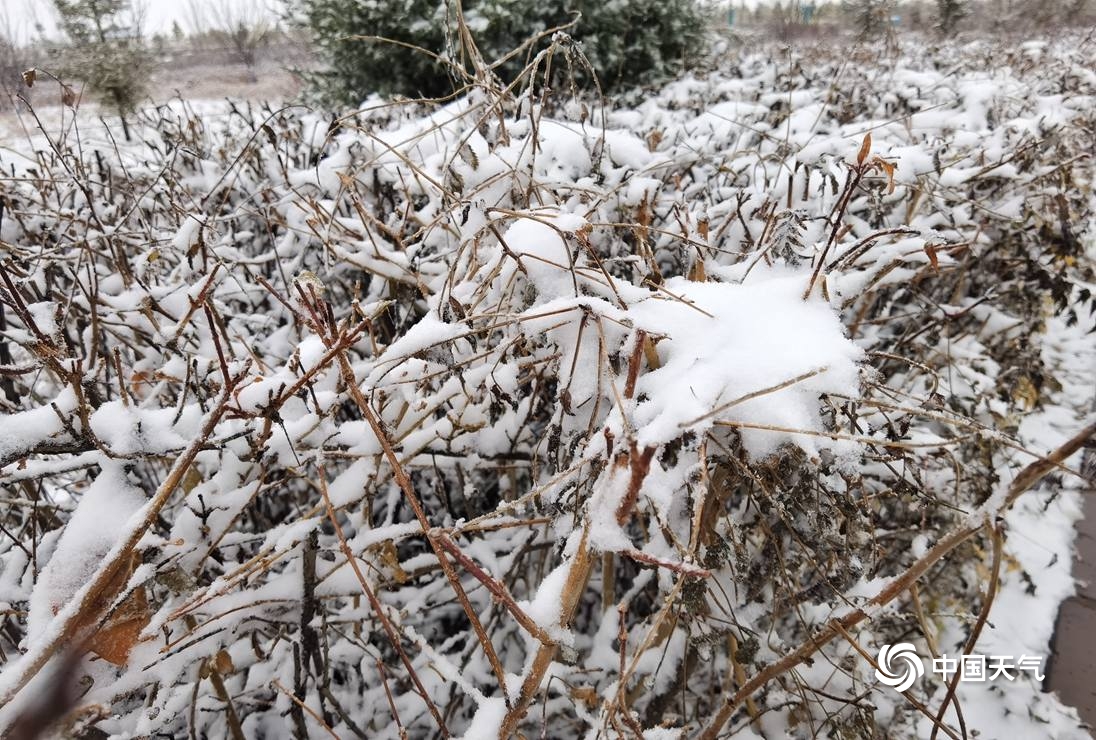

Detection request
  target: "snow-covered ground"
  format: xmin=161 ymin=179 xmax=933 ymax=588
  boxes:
xmin=0 ymin=32 xmax=1093 ymax=739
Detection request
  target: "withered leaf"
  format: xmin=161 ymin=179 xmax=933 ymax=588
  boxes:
xmin=857 ymin=132 xmax=872 ymax=165
xmin=213 ymin=649 xmax=235 ymax=675
xmin=79 ymin=552 xmax=150 ymax=666
xmin=924 ymin=243 xmax=940 ymax=272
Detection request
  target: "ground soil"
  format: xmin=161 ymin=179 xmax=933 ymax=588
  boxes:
xmin=1048 ymin=398 xmax=1096 ymax=736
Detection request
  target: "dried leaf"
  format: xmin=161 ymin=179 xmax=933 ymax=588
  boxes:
xmin=61 ymin=85 xmax=77 ymax=108
xmin=88 ymin=610 xmax=147 ymax=666
xmin=22 ymin=69 xmax=35 ymax=88
xmin=570 ymin=685 xmax=598 ymax=705
xmin=560 ymin=387 xmax=573 ymax=414
xmin=379 ymin=540 xmax=409 ymax=584
xmin=181 ymin=465 xmax=202 ymax=495
xmin=636 ymin=197 xmax=652 ymax=239
xmin=1012 ymin=375 xmax=1038 ymax=411
xmin=458 ymin=143 xmax=479 ymax=170
xmin=857 ymin=132 xmax=872 ymax=165
xmin=641 ymin=335 xmax=661 ymax=371
xmin=924 ymin=243 xmax=940 ymax=272
xmin=874 ymin=157 xmax=897 ymax=193
xmin=79 ymin=553 xmax=150 ymax=666
xmin=646 ymin=129 xmax=663 ymax=152
xmin=213 ymin=649 xmax=235 ymax=675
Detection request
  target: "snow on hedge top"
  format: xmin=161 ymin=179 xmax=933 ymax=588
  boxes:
xmin=467 ymin=208 xmax=862 ymax=462
xmin=627 ymin=272 xmax=862 ymax=457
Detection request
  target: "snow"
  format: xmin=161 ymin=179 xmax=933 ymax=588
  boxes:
xmin=521 ymin=559 xmax=572 ymax=635
xmin=460 ymin=697 xmax=507 ymax=740
xmin=89 ymin=402 xmax=189 ymax=455
xmin=0 ymin=389 xmax=77 ymax=464
xmin=500 ymin=211 xmax=587 ymax=298
xmin=626 ymin=272 xmax=863 ymax=457
xmin=26 ymin=464 xmax=146 ymax=643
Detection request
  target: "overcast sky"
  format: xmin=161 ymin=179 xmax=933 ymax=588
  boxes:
xmin=1 ymin=0 xmax=286 ymax=43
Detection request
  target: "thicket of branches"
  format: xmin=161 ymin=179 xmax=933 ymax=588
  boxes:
xmin=0 ymin=26 xmax=1093 ymax=740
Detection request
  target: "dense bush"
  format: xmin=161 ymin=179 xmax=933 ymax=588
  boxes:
xmin=290 ymin=0 xmax=710 ymax=104
xmin=0 ymin=33 xmax=1093 ymax=740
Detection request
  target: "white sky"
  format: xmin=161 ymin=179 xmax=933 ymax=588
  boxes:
xmin=1 ymin=0 xmax=285 ymax=43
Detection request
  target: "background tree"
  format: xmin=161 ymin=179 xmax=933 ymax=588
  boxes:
xmin=935 ymin=0 xmax=968 ymax=33
xmin=843 ymin=0 xmax=893 ymax=37
xmin=52 ymin=0 xmax=150 ymax=138
xmin=0 ymin=27 xmax=29 ymax=111
xmin=187 ymin=0 xmax=275 ymax=83
xmin=289 ymin=0 xmax=710 ymax=106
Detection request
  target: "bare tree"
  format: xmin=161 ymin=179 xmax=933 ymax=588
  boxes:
xmin=187 ymin=0 xmax=274 ymax=82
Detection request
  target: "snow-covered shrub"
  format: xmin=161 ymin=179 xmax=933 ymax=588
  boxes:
xmin=289 ymin=0 xmax=710 ymax=103
xmin=0 ymin=33 xmax=1093 ymax=740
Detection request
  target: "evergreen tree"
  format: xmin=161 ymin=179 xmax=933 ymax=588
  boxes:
xmin=52 ymin=0 xmax=150 ymax=136
xmin=843 ymin=0 xmax=892 ymax=37
xmin=290 ymin=0 xmax=710 ymax=106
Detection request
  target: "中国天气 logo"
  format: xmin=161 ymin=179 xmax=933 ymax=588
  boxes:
xmin=875 ymin=642 xmax=925 ymax=692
